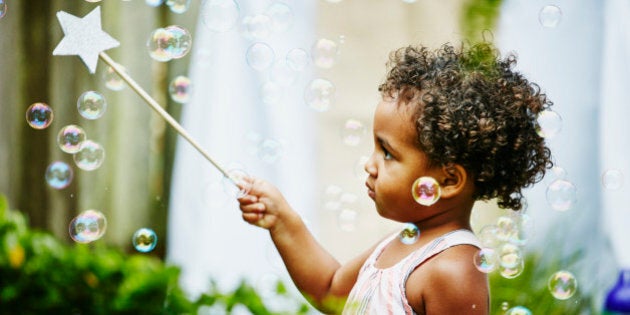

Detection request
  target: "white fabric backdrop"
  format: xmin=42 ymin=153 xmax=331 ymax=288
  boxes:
xmin=167 ymin=0 xmax=317 ymax=298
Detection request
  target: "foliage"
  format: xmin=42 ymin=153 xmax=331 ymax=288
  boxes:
xmin=0 ymin=195 xmax=312 ymax=314
xmin=489 ymin=251 xmax=598 ymax=314
xmin=461 ymin=0 xmax=504 ymax=43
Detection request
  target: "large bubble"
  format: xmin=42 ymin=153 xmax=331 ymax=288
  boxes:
xmin=546 ymin=179 xmax=577 ymax=211
xmin=45 ymin=161 xmax=73 ymax=189
xmin=548 ymin=270 xmax=578 ymax=300
xmin=77 ymin=91 xmax=107 ymax=120
xmin=132 ymin=228 xmax=158 ymax=252
xmin=536 ymin=109 xmax=562 ymax=138
xmin=74 ymin=140 xmax=105 ymax=171
xmin=69 ymin=209 xmax=107 ymax=243
xmin=473 ymin=247 xmax=497 ymax=273
xmin=26 ymin=102 xmax=54 ymax=130
xmin=57 ymin=125 xmax=86 ymax=154
xmin=304 ymin=78 xmax=335 ymax=112
xmin=147 ymin=26 xmax=192 ymax=62
xmin=412 ymin=176 xmax=441 ymax=206
xmin=201 ymin=0 xmax=240 ymax=32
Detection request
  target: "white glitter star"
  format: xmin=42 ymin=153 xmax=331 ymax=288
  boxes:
xmin=53 ymin=6 xmax=119 ymax=74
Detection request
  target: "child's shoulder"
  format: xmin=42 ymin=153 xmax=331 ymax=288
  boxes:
xmin=406 ymin=244 xmax=489 ymax=313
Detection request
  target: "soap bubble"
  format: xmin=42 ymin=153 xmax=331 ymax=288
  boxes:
xmin=26 ymin=102 xmax=53 ymax=130
xmin=246 ymin=42 xmax=275 ymax=71
xmin=539 ymin=5 xmax=562 ymax=28
xmin=57 ymin=125 xmax=86 ymax=154
xmin=546 ymin=179 xmax=577 ymax=211
xmin=165 ymin=25 xmax=192 ymax=59
xmin=45 ymin=161 xmax=73 ymax=189
xmin=338 ymin=208 xmax=358 ymax=232
xmin=258 ymin=139 xmax=283 ymax=164
xmin=69 ymin=209 xmax=107 ymax=243
xmin=166 ymin=0 xmax=190 ymax=14
xmin=201 ymin=0 xmax=240 ymax=32
xmin=402 ymin=0 xmax=418 ymax=3
xmin=223 ymin=168 xmax=252 ymax=198
xmin=478 ymin=224 xmax=500 ymax=248
xmin=265 ymin=2 xmax=293 ymax=32
xmin=0 ymin=0 xmax=7 ymax=19
xmin=132 ymin=228 xmax=158 ymax=252
xmin=536 ymin=109 xmax=562 ymax=138
xmin=104 ymin=66 xmax=126 ymax=91
xmin=499 ymin=259 xmax=525 ymax=279
xmin=505 ymin=306 xmax=532 ymax=315
xmin=399 ymin=223 xmax=420 ymax=245
xmin=602 ymin=169 xmax=624 ymax=190
xmin=304 ymin=78 xmax=335 ymax=112
xmin=548 ymin=270 xmax=578 ymax=300
xmin=341 ymin=119 xmax=366 ymax=146
xmin=74 ymin=140 xmax=105 ymax=171
xmin=169 ymin=75 xmax=192 ymax=103
xmin=498 ymin=243 xmax=523 ymax=269
xmin=412 ymin=176 xmax=441 ymax=206
xmin=77 ymin=91 xmax=107 ymax=120
xmin=312 ymin=38 xmax=338 ymax=69
xmin=473 ymin=247 xmax=497 ymax=273
xmin=286 ymin=48 xmax=310 ymax=71
xmin=147 ymin=28 xmax=174 ymax=62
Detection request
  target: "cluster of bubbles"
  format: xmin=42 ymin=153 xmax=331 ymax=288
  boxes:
xmin=132 ymin=228 xmax=158 ymax=252
xmin=147 ymin=25 xmax=192 ymax=62
xmin=412 ymin=176 xmax=441 ymax=206
xmin=321 ymin=185 xmax=359 ymax=232
xmin=539 ymin=5 xmax=563 ymax=28
xmin=69 ymin=210 xmax=107 ymax=243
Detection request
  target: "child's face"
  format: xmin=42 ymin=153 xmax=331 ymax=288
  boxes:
xmin=364 ymin=98 xmax=440 ymax=222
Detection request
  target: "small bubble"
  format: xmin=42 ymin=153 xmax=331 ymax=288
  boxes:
xmin=548 ymin=270 xmax=578 ymax=300
xmin=536 ymin=109 xmax=562 ymax=138
xmin=258 ymin=139 xmax=283 ymax=164
xmin=45 ymin=161 xmax=73 ymax=189
xmin=546 ymin=179 xmax=577 ymax=211
xmin=147 ymin=28 xmax=174 ymax=62
xmin=399 ymin=223 xmax=420 ymax=245
xmin=505 ymin=306 xmax=532 ymax=315
xmin=247 ymin=14 xmax=272 ymax=40
xmin=304 ymin=78 xmax=335 ymax=112
xmin=57 ymin=125 xmax=86 ymax=154
xmin=146 ymin=0 xmax=164 ymax=7
xmin=473 ymin=247 xmax=497 ymax=273
xmin=132 ymin=228 xmax=158 ymax=252
xmin=0 ymin=0 xmax=7 ymax=19
xmin=501 ymin=302 xmax=510 ymax=311
xmin=412 ymin=176 xmax=441 ymax=206
xmin=74 ymin=140 xmax=105 ymax=171
xmin=311 ymin=38 xmax=338 ymax=69
xmin=104 ymin=66 xmax=126 ymax=91
xmin=169 ymin=75 xmax=192 ymax=103
xmin=77 ymin=91 xmax=107 ymax=120
xmin=337 ymin=208 xmax=358 ymax=232
xmin=265 ymin=2 xmax=293 ymax=33
xmin=26 ymin=103 xmax=53 ymax=130
xmin=166 ymin=0 xmax=190 ymax=14
xmin=340 ymin=119 xmax=366 ymax=146
xmin=246 ymin=42 xmax=275 ymax=71
xmin=539 ymin=5 xmax=562 ymax=28
xmin=286 ymin=48 xmax=310 ymax=71
xmin=223 ymin=168 xmax=251 ymax=198
xmin=201 ymin=0 xmax=240 ymax=32
xmin=69 ymin=210 xmax=107 ymax=243
xmin=602 ymin=169 xmax=624 ymax=190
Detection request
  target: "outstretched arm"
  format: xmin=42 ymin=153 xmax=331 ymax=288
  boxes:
xmin=237 ymin=177 xmax=373 ymax=313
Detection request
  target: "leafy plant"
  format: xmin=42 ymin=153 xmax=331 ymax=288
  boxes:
xmin=0 ymin=194 xmax=312 ymax=314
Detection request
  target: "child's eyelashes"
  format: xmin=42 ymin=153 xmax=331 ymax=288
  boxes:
xmin=383 ymin=148 xmax=393 ymax=160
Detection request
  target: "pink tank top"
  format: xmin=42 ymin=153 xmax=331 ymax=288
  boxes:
xmin=342 ymin=229 xmax=481 ymax=315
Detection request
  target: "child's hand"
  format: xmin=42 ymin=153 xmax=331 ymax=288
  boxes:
xmin=237 ymin=177 xmax=289 ymax=231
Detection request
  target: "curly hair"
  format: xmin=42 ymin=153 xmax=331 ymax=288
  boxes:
xmin=378 ymin=42 xmax=553 ymax=210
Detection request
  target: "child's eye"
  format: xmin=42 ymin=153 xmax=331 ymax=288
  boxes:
xmin=383 ymin=148 xmax=393 ymax=160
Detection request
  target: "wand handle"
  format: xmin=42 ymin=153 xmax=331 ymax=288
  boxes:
xmin=99 ymin=52 xmax=235 ymax=184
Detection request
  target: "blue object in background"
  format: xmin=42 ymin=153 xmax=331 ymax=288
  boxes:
xmin=605 ymin=269 xmax=630 ymax=314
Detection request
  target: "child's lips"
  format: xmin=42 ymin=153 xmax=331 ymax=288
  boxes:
xmin=365 ymin=182 xmax=375 ymax=199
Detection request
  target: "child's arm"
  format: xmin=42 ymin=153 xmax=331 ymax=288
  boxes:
xmin=237 ymin=177 xmax=374 ymax=312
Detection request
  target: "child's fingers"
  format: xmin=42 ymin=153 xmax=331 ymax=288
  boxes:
xmin=240 ymin=202 xmax=265 ymax=214
xmin=237 ymin=194 xmax=258 ymax=204
xmin=242 ymin=212 xmax=264 ymax=225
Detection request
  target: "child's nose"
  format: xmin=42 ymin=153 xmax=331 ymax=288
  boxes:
xmin=364 ymin=153 xmax=377 ymax=177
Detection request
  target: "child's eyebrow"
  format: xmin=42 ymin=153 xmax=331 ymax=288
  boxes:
xmin=377 ymin=136 xmax=399 ymax=155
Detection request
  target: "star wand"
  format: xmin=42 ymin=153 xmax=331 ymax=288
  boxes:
xmin=52 ymin=6 xmax=238 ymax=185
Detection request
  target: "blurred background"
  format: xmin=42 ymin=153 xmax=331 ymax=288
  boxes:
xmin=1 ymin=0 xmax=629 ymax=313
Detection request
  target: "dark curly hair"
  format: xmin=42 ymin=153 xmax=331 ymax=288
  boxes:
xmin=378 ymin=42 xmax=553 ymax=210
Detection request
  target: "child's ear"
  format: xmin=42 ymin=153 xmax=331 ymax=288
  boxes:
xmin=439 ymin=163 xmax=468 ymax=199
